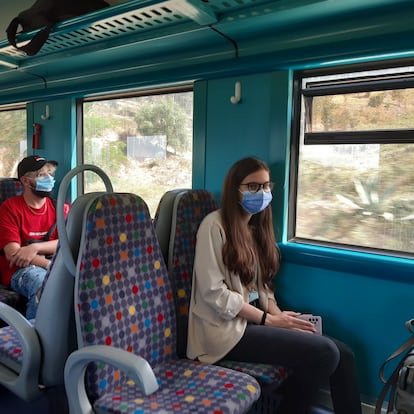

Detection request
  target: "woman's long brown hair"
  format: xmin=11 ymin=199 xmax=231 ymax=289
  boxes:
xmin=221 ymin=157 xmax=280 ymax=287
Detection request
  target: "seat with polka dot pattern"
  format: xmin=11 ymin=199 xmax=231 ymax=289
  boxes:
xmin=0 ymin=165 xmax=114 ymax=402
xmin=155 ymin=189 xmax=288 ymax=413
xmin=64 ymin=191 xmax=260 ymax=414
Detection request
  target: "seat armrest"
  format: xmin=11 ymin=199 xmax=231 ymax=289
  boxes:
xmin=64 ymin=345 xmax=159 ymax=414
xmin=0 ymin=302 xmax=42 ymax=401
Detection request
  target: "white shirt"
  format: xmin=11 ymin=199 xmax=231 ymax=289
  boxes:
xmin=186 ymin=209 xmax=276 ymax=363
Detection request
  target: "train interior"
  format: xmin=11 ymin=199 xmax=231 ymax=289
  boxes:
xmin=1 ymin=0 xmax=414 ymax=412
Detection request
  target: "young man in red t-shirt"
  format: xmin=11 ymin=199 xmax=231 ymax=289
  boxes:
xmin=0 ymin=155 xmax=69 ymax=319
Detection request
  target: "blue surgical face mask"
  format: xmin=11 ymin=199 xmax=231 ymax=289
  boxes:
xmin=35 ymin=174 xmax=55 ymax=191
xmin=30 ymin=174 xmax=55 ymax=197
xmin=239 ymin=190 xmax=272 ymax=215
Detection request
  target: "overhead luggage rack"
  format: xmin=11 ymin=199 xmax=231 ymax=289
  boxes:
xmin=0 ymin=0 xmax=285 ymax=68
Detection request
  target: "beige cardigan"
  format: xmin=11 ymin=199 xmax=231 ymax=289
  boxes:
xmin=186 ymin=210 xmax=275 ymax=364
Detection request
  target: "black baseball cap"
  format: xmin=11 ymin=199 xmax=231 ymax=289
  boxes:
xmin=17 ymin=155 xmax=58 ymax=179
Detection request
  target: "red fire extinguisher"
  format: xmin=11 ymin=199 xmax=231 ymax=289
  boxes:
xmin=32 ymin=123 xmax=41 ymax=149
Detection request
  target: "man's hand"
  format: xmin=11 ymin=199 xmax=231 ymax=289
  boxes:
xmin=8 ymin=244 xmax=39 ymax=268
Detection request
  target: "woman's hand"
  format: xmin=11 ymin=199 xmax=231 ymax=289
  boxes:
xmin=265 ymin=310 xmax=317 ymax=333
xmin=239 ymin=303 xmax=316 ymax=333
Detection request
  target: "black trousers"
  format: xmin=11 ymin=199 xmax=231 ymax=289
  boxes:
xmin=223 ymin=324 xmax=362 ymax=414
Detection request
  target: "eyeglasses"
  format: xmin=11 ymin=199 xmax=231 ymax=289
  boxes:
xmin=239 ymin=181 xmax=274 ymax=193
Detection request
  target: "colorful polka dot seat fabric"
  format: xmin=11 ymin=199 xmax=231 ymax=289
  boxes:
xmin=74 ymin=193 xmax=260 ymax=413
xmin=166 ymin=189 xmax=288 ymax=388
xmin=0 ymin=323 xmax=27 ymax=372
xmin=0 ymin=250 xmax=56 ymax=375
xmin=0 ymin=178 xmax=23 ymax=204
xmin=217 ymin=360 xmax=287 ymax=388
xmin=166 ymin=190 xmax=218 ymax=358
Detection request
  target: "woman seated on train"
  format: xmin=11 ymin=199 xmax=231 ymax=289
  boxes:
xmin=186 ymin=156 xmax=362 ymax=414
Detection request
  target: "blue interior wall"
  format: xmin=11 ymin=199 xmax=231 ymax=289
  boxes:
xmin=276 ymin=262 xmax=414 ymax=399
xmin=26 ymin=99 xmax=76 ymax=199
xmin=195 ymin=71 xmax=290 ymax=218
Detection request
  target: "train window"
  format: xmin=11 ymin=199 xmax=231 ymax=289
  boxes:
xmin=80 ymin=87 xmax=193 ymax=216
xmin=0 ymin=106 xmax=27 ymax=177
xmin=291 ymin=65 xmax=414 ymax=256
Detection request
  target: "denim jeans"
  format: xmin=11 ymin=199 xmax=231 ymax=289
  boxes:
xmin=10 ymin=265 xmax=46 ymax=320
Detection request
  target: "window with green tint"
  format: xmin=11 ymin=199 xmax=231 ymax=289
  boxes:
xmin=292 ymin=65 xmax=414 ymax=256
xmin=81 ymin=89 xmax=193 ymax=217
xmin=0 ymin=107 xmax=27 ymax=176
xmin=306 ymin=89 xmax=414 ymax=132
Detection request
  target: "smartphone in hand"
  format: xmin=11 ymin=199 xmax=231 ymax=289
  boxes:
xmin=298 ymin=314 xmax=323 ymax=335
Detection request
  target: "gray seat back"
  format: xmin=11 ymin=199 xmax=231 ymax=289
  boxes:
xmin=64 ymin=191 xmax=260 ymax=414
xmin=165 ymin=189 xmax=218 ymax=357
xmin=36 ymin=165 xmax=113 ymax=386
xmin=153 ymin=188 xmax=189 ymax=263
xmin=161 ymin=189 xmax=289 ymax=390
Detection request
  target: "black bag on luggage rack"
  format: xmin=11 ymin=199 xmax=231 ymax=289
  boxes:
xmin=6 ymin=0 xmax=110 ymax=56
xmin=375 ymin=319 xmax=414 ymax=414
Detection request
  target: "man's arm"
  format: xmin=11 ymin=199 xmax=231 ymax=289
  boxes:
xmin=4 ymin=240 xmax=57 ymax=269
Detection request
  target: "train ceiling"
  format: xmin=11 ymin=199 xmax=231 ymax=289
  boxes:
xmin=0 ymin=0 xmax=413 ymax=104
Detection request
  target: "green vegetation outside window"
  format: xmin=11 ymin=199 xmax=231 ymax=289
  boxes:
xmin=81 ymin=88 xmax=193 ymax=216
xmin=0 ymin=107 xmax=27 ymax=177
xmin=292 ymin=65 xmax=414 ymax=256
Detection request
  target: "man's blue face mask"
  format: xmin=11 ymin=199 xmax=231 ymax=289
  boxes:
xmin=35 ymin=174 xmax=55 ymax=192
xmin=239 ymin=190 xmax=272 ymax=215
xmin=30 ymin=174 xmax=55 ymax=198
